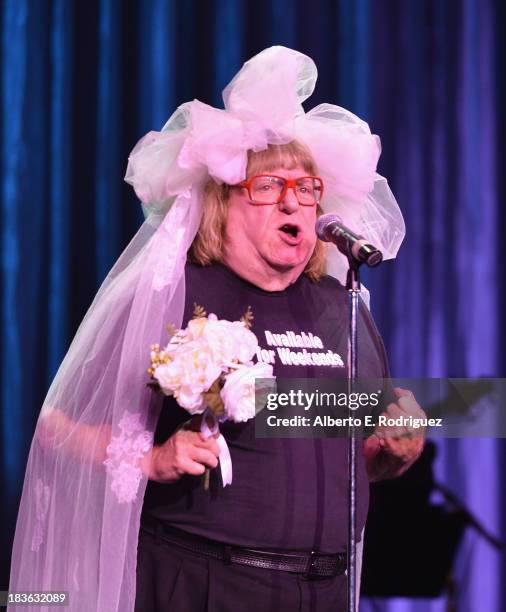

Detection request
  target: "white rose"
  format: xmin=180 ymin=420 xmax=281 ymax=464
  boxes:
xmin=182 ymin=342 xmax=222 ymax=388
xmin=221 ymin=362 xmax=275 ymax=422
xmin=203 ymin=320 xmax=258 ymax=365
xmin=175 ymin=384 xmax=205 ymax=414
xmin=154 ymin=341 xmax=222 ymax=412
xmin=153 ymin=360 xmax=183 ymax=394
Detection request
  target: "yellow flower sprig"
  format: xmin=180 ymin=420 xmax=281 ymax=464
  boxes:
xmin=147 ymin=343 xmax=172 ymax=388
xmin=193 ymin=303 xmax=207 ymax=319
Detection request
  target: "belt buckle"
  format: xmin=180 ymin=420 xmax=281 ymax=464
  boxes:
xmin=303 ymin=550 xmax=318 ymax=580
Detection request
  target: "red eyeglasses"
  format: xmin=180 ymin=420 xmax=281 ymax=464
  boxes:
xmin=237 ymin=174 xmax=324 ymax=206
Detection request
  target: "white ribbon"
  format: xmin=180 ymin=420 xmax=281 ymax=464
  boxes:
xmin=199 ymin=407 xmax=233 ymax=486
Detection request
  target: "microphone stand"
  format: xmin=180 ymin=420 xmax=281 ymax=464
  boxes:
xmin=315 ymin=214 xmax=383 ymax=610
xmin=345 ymin=251 xmax=362 ymax=612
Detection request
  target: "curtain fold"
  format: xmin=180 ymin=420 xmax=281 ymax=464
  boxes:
xmin=48 ymin=0 xmax=73 ymax=380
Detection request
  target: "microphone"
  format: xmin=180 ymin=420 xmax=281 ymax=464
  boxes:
xmin=315 ymin=214 xmax=383 ymax=267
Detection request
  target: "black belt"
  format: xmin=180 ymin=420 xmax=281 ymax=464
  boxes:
xmin=140 ymin=517 xmax=347 ymax=580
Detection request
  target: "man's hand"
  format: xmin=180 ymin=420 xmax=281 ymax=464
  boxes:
xmin=147 ymin=429 xmax=221 ymax=484
xmin=363 ymin=387 xmax=426 ymax=482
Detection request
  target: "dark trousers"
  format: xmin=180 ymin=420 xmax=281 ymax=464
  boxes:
xmin=135 ymin=527 xmax=347 ymax=612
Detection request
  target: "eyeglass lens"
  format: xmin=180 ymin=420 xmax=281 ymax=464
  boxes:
xmin=249 ymin=176 xmax=322 ymax=205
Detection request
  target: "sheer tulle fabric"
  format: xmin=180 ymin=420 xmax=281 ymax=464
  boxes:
xmin=9 ymin=46 xmax=404 ymax=611
xmin=9 ymin=192 xmax=203 ymax=611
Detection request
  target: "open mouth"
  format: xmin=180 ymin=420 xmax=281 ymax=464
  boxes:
xmin=279 ymin=224 xmax=299 ymax=238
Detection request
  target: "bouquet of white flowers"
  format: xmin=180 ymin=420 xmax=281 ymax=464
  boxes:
xmin=148 ymin=305 xmax=274 ymax=486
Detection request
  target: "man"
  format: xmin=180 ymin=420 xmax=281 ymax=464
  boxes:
xmin=136 ymin=142 xmax=425 ymax=611
xmin=10 ymin=47 xmax=422 ymax=612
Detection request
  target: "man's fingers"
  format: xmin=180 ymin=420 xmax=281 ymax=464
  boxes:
xmin=378 ymin=403 xmax=426 ymax=439
xmin=177 ymin=458 xmax=207 ymax=476
xmin=384 ymin=404 xmax=404 ymax=419
xmin=378 ymin=405 xmax=406 ymax=438
xmin=172 ymin=446 xmax=219 ymax=476
xmin=178 ymin=430 xmax=220 ymax=454
xmin=397 ymin=397 xmax=426 ymax=419
xmin=194 ymin=435 xmax=221 ymax=456
xmin=190 ymin=447 xmax=220 ymax=469
xmin=392 ymin=388 xmax=426 ymax=419
xmin=393 ymin=387 xmax=414 ymax=399
xmin=384 ymin=433 xmax=425 ymax=457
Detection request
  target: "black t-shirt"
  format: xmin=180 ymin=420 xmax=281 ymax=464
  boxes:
xmin=142 ymin=262 xmax=391 ymax=553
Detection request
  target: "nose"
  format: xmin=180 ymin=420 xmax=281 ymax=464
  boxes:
xmin=278 ymin=186 xmax=300 ymax=213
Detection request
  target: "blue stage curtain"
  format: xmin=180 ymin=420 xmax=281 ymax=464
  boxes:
xmin=1 ymin=0 xmax=504 ymax=608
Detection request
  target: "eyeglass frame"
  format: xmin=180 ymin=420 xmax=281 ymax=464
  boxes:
xmin=235 ymin=174 xmax=324 ymax=206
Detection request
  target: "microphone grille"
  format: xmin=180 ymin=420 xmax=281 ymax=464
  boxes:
xmin=315 ymin=214 xmax=341 ymax=241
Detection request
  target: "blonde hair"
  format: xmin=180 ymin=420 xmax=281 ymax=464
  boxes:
xmin=188 ymin=141 xmax=327 ymax=281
